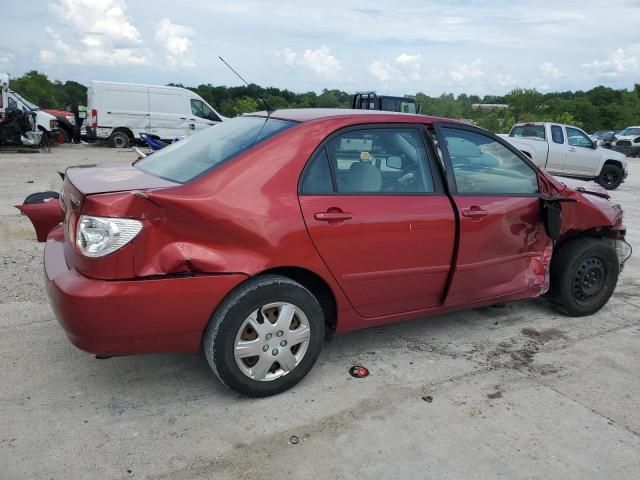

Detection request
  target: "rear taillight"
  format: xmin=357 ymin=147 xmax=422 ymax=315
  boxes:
xmin=76 ymin=215 xmax=142 ymax=257
xmin=91 ymin=109 xmax=98 ymax=129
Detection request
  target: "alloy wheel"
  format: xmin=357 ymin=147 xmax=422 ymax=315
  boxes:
xmin=233 ymin=302 xmax=311 ymax=381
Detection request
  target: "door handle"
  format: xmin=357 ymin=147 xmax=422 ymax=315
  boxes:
xmin=179 ymin=117 xmax=186 ymax=120
xmin=461 ymin=206 xmax=489 ymax=220
xmin=314 ymin=211 xmax=353 ymax=222
xmin=568 ymin=147 xmax=576 ymax=152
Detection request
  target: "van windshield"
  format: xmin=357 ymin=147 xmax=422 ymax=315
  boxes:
xmin=10 ymin=91 xmax=39 ymax=110
xmin=136 ymin=116 xmax=297 ymax=183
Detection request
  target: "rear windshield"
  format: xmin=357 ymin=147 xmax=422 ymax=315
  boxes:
xmin=136 ymin=116 xmax=296 ymax=183
xmin=509 ymin=125 xmax=546 ymax=140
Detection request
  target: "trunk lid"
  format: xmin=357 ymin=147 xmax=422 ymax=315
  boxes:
xmin=65 ymin=162 xmax=178 ymax=196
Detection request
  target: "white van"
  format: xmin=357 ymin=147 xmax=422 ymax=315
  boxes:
xmin=86 ymin=81 xmax=225 ymax=147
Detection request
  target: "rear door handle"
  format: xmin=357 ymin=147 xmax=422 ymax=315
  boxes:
xmin=314 ymin=211 xmax=352 ymax=222
xmin=461 ymin=206 xmax=489 ymax=220
xmin=568 ymin=147 xmax=576 ymax=152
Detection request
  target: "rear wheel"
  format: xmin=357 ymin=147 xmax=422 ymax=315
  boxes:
xmin=597 ymin=164 xmax=623 ymax=190
xmin=203 ymin=275 xmax=325 ymax=397
xmin=109 ymin=130 xmax=130 ymax=148
xmin=548 ymin=237 xmax=619 ymax=316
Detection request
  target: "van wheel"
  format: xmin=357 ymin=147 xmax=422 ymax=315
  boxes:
xmin=548 ymin=237 xmax=619 ymax=316
xmin=597 ymin=164 xmax=623 ymax=190
xmin=110 ymin=131 xmax=130 ymax=148
xmin=203 ymin=275 xmax=325 ymax=397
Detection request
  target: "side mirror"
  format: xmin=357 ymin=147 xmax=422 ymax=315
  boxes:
xmin=386 ymin=156 xmax=402 ymax=170
xmin=592 ymin=139 xmax=598 ymax=149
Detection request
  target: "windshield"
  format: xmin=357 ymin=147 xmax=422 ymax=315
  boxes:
xmin=136 ymin=116 xmax=297 ymax=183
xmin=619 ymin=127 xmax=640 ymax=136
xmin=509 ymin=125 xmax=546 ymax=139
xmin=10 ymin=91 xmax=39 ymax=110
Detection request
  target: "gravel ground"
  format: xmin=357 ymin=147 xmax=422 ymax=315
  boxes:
xmin=1 ymin=145 xmax=639 ymax=480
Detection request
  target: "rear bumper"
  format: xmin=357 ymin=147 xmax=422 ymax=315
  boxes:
xmin=44 ymin=227 xmax=247 ymax=355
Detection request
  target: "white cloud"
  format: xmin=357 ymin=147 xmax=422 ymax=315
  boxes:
xmin=368 ymin=53 xmax=422 ymax=84
xmin=539 ymin=62 xmax=564 ymax=78
xmin=396 ymin=53 xmax=421 ymax=67
xmin=52 ymin=0 xmax=141 ymax=45
xmin=40 ymin=0 xmax=148 ymax=66
xmin=0 ymin=51 xmax=14 ymax=65
xmin=277 ymin=46 xmax=342 ymax=79
xmin=449 ymin=59 xmax=484 ymax=83
xmin=41 ymin=26 xmax=147 ymax=66
xmin=581 ymin=47 xmax=639 ymax=77
xmin=155 ymin=19 xmax=196 ymax=69
xmin=496 ymin=73 xmax=519 ymax=88
xmin=368 ymin=60 xmax=396 ymax=83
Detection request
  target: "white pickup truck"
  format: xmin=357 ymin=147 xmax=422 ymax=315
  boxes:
xmin=501 ymin=122 xmax=629 ymax=190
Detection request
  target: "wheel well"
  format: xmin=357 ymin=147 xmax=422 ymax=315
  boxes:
xmin=112 ymin=127 xmax=134 ymax=139
xmin=521 ymin=150 xmax=532 ymax=159
xmin=603 ymin=159 xmax=623 ymax=170
xmin=257 ymin=267 xmax=338 ymax=339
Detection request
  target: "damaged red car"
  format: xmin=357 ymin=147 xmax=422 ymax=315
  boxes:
xmin=21 ymin=109 xmax=630 ymax=397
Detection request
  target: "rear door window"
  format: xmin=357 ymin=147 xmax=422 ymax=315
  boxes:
xmin=551 ymin=125 xmax=564 ymax=144
xmin=300 ymin=127 xmax=435 ymax=194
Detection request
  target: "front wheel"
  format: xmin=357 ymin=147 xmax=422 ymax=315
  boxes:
xmin=548 ymin=237 xmax=619 ymax=316
xmin=597 ymin=164 xmax=623 ymax=190
xmin=203 ymin=275 xmax=325 ymax=397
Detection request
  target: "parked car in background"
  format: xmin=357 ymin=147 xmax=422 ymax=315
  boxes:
xmin=502 ymin=122 xmax=629 ymax=190
xmin=5 ymin=89 xmax=59 ymax=143
xmin=44 ymin=109 xmax=76 ymax=143
xmin=86 ymin=80 xmax=225 ymax=148
xmin=19 ymin=110 xmax=630 ymax=397
xmin=591 ymin=130 xmax=617 ymax=148
xmin=612 ymin=126 xmax=640 ymax=157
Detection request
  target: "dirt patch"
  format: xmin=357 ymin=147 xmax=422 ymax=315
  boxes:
xmin=485 ymin=328 xmax=566 ymax=370
xmin=521 ymin=327 xmax=566 ymax=342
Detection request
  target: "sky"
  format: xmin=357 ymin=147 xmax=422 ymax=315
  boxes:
xmin=1 ymin=0 xmax=639 ymax=96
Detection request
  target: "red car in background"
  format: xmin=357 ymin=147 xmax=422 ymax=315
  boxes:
xmin=22 ymin=109 xmax=629 ymax=397
xmin=43 ymin=109 xmax=75 ymax=143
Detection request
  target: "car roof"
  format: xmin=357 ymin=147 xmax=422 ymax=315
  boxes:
xmin=247 ymin=108 xmax=456 ymax=124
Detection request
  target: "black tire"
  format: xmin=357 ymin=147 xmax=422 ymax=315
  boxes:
xmin=24 ymin=191 xmax=60 ymax=204
xmin=110 ymin=130 xmax=130 ymax=148
xmin=597 ymin=164 xmax=623 ymax=190
xmin=203 ymin=275 xmax=325 ymax=397
xmin=548 ymin=237 xmax=619 ymax=316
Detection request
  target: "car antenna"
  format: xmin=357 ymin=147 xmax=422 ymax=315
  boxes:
xmin=218 ymin=56 xmax=273 ymax=114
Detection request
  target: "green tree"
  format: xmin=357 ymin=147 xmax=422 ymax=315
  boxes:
xmin=10 ymin=71 xmax=58 ymax=107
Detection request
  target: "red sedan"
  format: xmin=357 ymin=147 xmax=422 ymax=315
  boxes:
xmin=30 ymin=109 xmax=628 ymax=396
